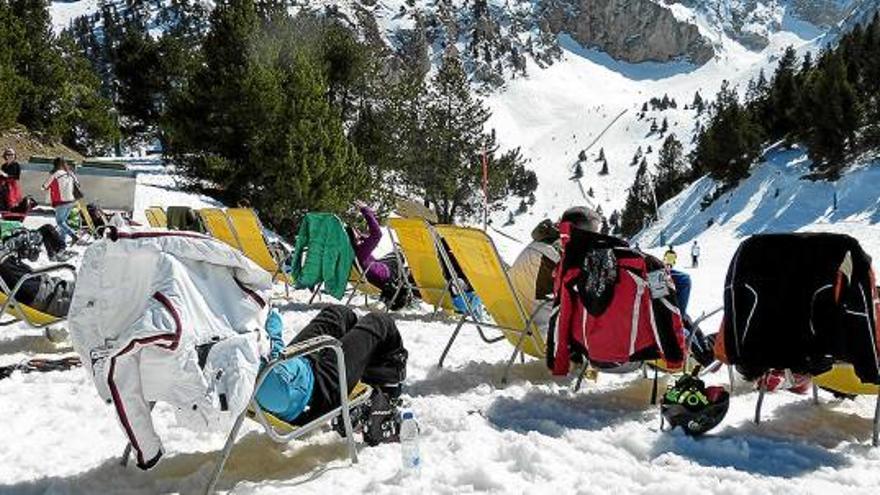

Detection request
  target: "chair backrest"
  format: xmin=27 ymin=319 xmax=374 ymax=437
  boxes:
xmin=434 ymin=225 xmax=545 ymax=358
xmin=199 ymin=208 xmax=242 ymax=250
xmin=226 ymin=208 xmax=278 ymax=273
xmin=388 ymin=218 xmax=453 ymax=310
xmin=145 ymin=207 xmax=166 ymax=228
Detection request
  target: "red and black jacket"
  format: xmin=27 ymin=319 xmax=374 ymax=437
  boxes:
xmin=546 ymin=222 xmax=685 ymax=375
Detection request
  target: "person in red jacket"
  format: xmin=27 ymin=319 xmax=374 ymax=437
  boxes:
xmin=41 ymin=157 xmax=79 ymax=244
xmin=0 ymin=148 xmax=22 ymax=210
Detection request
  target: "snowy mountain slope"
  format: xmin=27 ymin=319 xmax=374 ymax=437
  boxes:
xmin=483 ymin=26 xmax=818 ymax=255
xmin=628 ymin=145 xmax=880 ymax=326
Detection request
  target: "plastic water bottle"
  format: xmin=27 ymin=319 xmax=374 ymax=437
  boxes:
xmin=400 ymin=411 xmax=421 ymax=477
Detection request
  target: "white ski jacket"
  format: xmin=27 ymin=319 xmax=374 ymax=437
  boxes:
xmin=69 ymin=230 xmax=273 ymax=469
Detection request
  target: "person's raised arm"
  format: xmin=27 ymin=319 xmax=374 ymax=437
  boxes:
xmin=354 ymin=201 xmax=382 ymax=254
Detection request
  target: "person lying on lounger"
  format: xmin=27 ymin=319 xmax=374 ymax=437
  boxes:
xmin=256 ymin=305 xmax=408 ymax=443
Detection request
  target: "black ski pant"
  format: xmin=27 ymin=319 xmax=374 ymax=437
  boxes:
xmin=290 ymin=305 xmax=405 ymax=425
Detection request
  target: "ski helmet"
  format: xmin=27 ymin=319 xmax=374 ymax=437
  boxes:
xmin=661 ymin=369 xmax=729 ymax=436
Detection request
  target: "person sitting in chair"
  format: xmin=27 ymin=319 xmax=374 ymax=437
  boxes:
xmin=349 ymin=201 xmax=412 ymax=310
xmin=256 ymin=305 xmax=407 ymax=443
xmin=510 ymin=206 xmax=602 ymax=337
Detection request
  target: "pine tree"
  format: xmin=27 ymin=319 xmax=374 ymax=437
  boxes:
xmin=654 ymin=134 xmax=685 ymax=201
xmin=660 ymin=117 xmax=668 ymax=134
xmin=0 ymin=2 xmax=23 ymax=128
xmin=801 ymin=51 xmax=860 ymax=177
xmin=599 ymin=157 xmax=609 ymax=175
xmin=587 ymin=187 xmax=594 ymax=197
xmin=571 ymin=162 xmax=583 ymax=180
xmin=595 ymin=147 xmax=605 ymax=162
xmin=630 ymin=146 xmax=642 ymax=166
xmin=164 ymin=2 xmax=373 ymax=232
xmin=620 ymin=160 xmax=653 ymax=237
xmin=650 ymin=119 xmax=658 ymax=133
xmin=395 ymin=49 xmax=535 ymax=223
xmin=768 ymin=46 xmax=800 ymax=138
xmin=692 ymin=91 xmax=705 ymax=114
xmin=692 ymin=80 xmax=763 ymax=183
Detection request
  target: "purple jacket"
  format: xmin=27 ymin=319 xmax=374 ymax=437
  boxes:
xmin=354 ymin=207 xmax=392 ymax=286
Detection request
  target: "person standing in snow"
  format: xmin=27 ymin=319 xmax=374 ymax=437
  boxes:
xmin=42 ymin=158 xmax=79 ymax=244
xmin=691 ymin=241 xmax=700 ymax=268
xmin=663 ymin=245 xmax=677 ymax=269
xmin=0 ymin=148 xmax=22 ymax=211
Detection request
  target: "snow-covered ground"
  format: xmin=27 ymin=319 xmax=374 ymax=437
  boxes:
xmin=2 ymin=156 xmax=880 ymax=495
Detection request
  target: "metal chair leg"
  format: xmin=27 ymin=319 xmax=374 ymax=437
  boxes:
xmin=755 ymin=378 xmax=766 ymax=425
xmin=438 ymin=315 xmax=467 ymax=368
xmin=501 ymin=329 xmax=530 ymax=385
xmin=812 ymin=383 xmax=820 ymax=405
xmin=873 ymin=389 xmax=880 ymax=447
xmin=204 ymin=408 xmax=248 ymax=495
xmin=573 ymin=361 xmax=589 ymax=392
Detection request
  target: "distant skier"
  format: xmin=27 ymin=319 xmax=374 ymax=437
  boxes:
xmin=663 ymin=245 xmax=677 ymax=269
xmin=691 ymin=240 xmax=700 ymax=268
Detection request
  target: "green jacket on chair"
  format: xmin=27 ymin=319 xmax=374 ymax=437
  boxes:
xmin=288 ymin=213 xmax=354 ymax=299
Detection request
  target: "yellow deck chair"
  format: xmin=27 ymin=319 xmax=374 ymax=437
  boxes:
xmin=121 ymin=335 xmax=372 ymax=495
xmin=813 ymin=364 xmax=880 ymax=446
xmin=198 ymin=208 xmax=242 ymax=250
xmin=76 ymin=199 xmax=97 ymax=235
xmin=0 ymin=254 xmax=75 ymax=329
xmin=387 ymin=218 xmax=454 ymax=311
xmin=225 ymin=208 xmax=280 ymax=275
xmin=750 ymin=363 xmax=880 ymax=446
xmin=434 ymin=225 xmax=547 ymax=384
xmin=144 ymin=206 xmax=167 ymax=228
xmin=0 ymin=291 xmax=62 ymax=328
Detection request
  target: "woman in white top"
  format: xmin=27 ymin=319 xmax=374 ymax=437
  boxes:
xmin=42 ymin=157 xmax=79 ymax=244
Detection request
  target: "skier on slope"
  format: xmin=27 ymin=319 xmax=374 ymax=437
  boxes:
xmin=663 ymin=245 xmax=677 ymax=269
xmin=691 ymin=240 xmax=701 ymax=268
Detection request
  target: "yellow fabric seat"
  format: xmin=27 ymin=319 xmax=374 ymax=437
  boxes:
xmin=814 ymin=363 xmax=880 ymax=396
xmin=0 ymin=291 xmax=61 ymax=327
xmin=246 ymin=382 xmax=372 ymax=435
xmin=144 ymin=207 xmax=164 ymax=228
xmin=388 ymin=218 xmax=453 ymax=311
xmin=226 ymin=208 xmax=279 ymax=274
xmin=199 ymin=208 xmax=242 ymax=250
xmin=435 ymin=225 xmax=545 ymax=360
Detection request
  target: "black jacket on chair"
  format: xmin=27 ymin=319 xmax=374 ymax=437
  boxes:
xmin=722 ymin=233 xmax=880 ymax=384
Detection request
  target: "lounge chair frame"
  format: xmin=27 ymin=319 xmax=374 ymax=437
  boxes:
xmin=385 ymin=218 xmax=456 ymax=315
xmin=751 ymin=366 xmax=880 ymax=447
xmin=572 ymin=305 xmax=725 ymax=393
xmin=120 ymin=334 xmax=370 ymax=494
xmin=0 ymin=251 xmax=75 ymax=329
xmin=432 ymin=225 xmax=548 ymax=385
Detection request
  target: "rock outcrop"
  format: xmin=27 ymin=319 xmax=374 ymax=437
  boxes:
xmin=539 ymin=0 xmax=715 ymax=64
